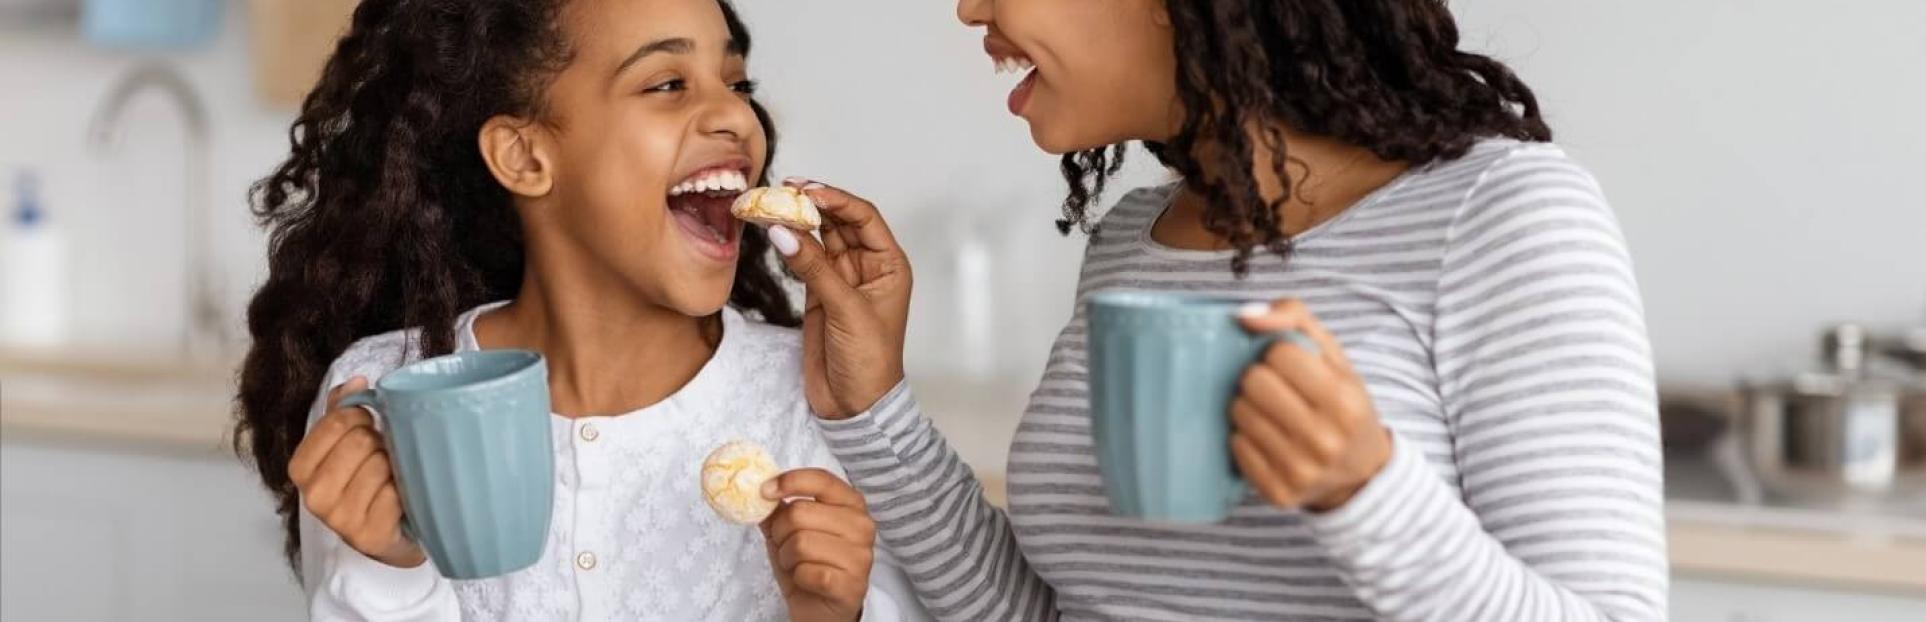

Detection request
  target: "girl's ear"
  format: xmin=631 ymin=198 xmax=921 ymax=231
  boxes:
xmin=1150 ymin=0 xmax=1172 ymax=27
xmin=479 ymin=116 xmax=556 ymax=198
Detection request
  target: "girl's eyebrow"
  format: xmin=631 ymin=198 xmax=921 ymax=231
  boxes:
xmin=613 ymin=37 xmax=746 ymax=80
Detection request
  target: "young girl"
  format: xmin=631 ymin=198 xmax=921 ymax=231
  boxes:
xmin=775 ymin=0 xmax=1667 ymax=620
xmin=233 ymin=0 xmax=919 ymax=620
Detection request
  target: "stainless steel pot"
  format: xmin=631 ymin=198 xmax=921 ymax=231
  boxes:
xmin=1737 ymin=325 xmax=1926 ymax=503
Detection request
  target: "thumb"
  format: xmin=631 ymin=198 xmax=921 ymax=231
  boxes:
xmin=768 ymin=225 xmax=864 ymax=315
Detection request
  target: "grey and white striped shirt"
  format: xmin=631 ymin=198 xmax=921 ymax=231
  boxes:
xmin=817 ymin=139 xmax=1667 ymax=621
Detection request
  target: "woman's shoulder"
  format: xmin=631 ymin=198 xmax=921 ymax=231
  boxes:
xmin=1435 ymin=138 xmax=1602 ymax=201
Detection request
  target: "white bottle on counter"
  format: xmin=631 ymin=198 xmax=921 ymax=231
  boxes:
xmin=2 ymin=170 xmax=67 ymax=348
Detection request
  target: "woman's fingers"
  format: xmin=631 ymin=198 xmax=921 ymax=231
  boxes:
xmin=770 ymin=226 xmax=867 ymax=319
xmin=1238 ymin=299 xmax=1354 ymax=372
xmin=1231 ymin=433 xmax=1296 ymax=506
xmin=784 ymin=178 xmax=902 ymax=255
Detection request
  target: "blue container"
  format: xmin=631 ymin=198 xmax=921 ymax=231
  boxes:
xmin=339 ymin=350 xmax=556 ymax=580
xmin=1085 ymin=291 xmax=1318 ymax=523
xmin=82 ymin=0 xmax=224 ymax=49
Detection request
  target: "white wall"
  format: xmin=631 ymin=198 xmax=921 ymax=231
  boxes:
xmin=1 ymin=0 xmax=1920 ymax=381
xmin=1449 ymin=0 xmax=1926 ymax=382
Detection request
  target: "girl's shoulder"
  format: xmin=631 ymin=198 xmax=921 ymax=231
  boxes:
xmin=330 ymin=329 xmax=423 ymax=384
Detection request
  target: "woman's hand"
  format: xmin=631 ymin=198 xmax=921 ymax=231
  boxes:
xmin=766 ymin=178 xmax=913 ymax=420
xmin=1230 ymin=299 xmax=1393 ymax=513
xmin=288 ymin=377 xmax=425 ymax=567
xmin=760 ymin=469 xmax=877 ymax=622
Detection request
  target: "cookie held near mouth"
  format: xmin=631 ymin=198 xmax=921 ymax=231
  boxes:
xmin=730 ymin=186 xmax=822 ymax=231
xmin=700 ymin=440 xmax=781 ymax=524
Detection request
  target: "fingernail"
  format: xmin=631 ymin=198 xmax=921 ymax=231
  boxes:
xmin=761 ymin=479 xmax=780 ymax=499
xmin=767 ymin=226 xmax=799 ymax=256
xmin=1237 ymin=302 xmax=1270 ymax=319
xmin=801 ymin=182 xmax=826 ymax=191
xmin=781 ymin=176 xmax=810 ymax=187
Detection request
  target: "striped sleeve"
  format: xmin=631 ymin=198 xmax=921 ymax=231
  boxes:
xmin=1304 ymin=147 xmax=1669 ymax=621
xmin=815 ymin=383 xmax=1058 ymax=621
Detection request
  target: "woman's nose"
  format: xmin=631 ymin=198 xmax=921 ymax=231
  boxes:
xmin=957 ymin=0 xmax=991 ymax=27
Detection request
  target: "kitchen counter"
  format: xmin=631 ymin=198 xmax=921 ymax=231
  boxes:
xmin=1663 ymin=453 xmax=1926 ymax=594
xmin=0 ymin=348 xmax=238 ymax=451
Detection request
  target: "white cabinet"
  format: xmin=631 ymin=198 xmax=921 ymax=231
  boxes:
xmin=1673 ymin=575 xmax=1926 ymax=622
xmin=1 ymin=437 xmax=304 ymax=621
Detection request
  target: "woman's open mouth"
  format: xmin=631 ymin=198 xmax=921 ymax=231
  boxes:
xmin=667 ymin=166 xmax=748 ymax=261
xmin=985 ymin=36 xmax=1038 ymax=117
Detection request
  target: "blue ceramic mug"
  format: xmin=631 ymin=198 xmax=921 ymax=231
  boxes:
xmin=339 ymin=350 xmax=554 ymax=579
xmin=1085 ymin=291 xmax=1318 ymax=523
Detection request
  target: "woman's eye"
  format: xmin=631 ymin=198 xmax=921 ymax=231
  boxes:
xmin=644 ymin=79 xmax=686 ymax=94
xmin=731 ymin=79 xmax=759 ymax=95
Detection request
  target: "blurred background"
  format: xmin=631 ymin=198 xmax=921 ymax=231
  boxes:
xmin=1 ymin=0 xmax=1922 ymax=620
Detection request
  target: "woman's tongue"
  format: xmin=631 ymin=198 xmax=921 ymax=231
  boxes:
xmin=669 ymin=193 xmax=737 ymax=248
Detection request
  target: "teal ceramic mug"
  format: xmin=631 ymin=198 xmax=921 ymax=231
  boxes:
xmin=338 ymin=350 xmax=554 ymax=579
xmin=1086 ymin=291 xmax=1318 ymax=523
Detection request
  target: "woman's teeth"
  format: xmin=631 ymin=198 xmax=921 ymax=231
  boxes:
xmin=994 ymin=56 xmax=1035 ymax=75
xmin=669 ymin=170 xmax=749 ymax=196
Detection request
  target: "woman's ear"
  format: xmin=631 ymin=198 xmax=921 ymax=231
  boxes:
xmin=479 ymin=116 xmax=555 ymax=198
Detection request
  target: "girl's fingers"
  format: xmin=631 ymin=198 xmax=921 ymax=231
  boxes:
xmin=336 ymin=451 xmax=393 ymax=526
xmin=1229 ymin=397 xmax=1315 ymax=489
xmin=790 ymin=561 xmax=865 ymax=607
xmin=368 ymin=484 xmax=406 ymax=535
xmin=776 ymin=530 xmax=872 ymax=576
xmin=289 ymin=379 xmax=374 ymax=484
xmin=765 ymin=500 xmax=875 ymax=551
xmin=763 ymin=468 xmax=866 ymax=510
xmin=301 ymin=427 xmax=383 ymax=513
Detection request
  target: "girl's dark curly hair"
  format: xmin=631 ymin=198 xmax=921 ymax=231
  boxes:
xmin=1060 ymin=0 xmax=1553 ymax=272
xmin=233 ymin=0 xmax=794 ymax=573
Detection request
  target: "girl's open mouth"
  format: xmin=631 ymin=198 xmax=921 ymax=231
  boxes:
xmin=667 ymin=167 xmax=748 ymax=261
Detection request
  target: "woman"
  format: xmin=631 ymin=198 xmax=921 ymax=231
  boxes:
xmin=764 ymin=0 xmax=1666 ymax=620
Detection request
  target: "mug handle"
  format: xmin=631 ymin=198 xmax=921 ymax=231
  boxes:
xmin=330 ymin=389 xmax=420 ymax=543
xmin=1227 ymin=329 xmax=1322 ymax=507
xmin=337 ymin=389 xmax=381 ymax=419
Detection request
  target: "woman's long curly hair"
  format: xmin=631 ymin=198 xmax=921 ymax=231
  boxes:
xmin=233 ymin=0 xmax=794 ymax=572
xmin=1060 ymin=0 xmax=1553 ymax=272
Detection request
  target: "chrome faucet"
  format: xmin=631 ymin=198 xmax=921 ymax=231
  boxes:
xmin=87 ymin=61 xmax=226 ymax=361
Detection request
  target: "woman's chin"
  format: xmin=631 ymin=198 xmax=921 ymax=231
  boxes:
xmin=1028 ymin=119 xmax=1127 ymax=156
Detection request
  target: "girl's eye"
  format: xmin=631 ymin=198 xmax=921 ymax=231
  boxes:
xmin=731 ymin=79 xmax=759 ymax=95
xmin=644 ymin=79 xmax=686 ymax=94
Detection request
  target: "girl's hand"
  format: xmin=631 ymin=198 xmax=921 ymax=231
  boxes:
xmin=288 ymin=376 xmax=425 ymax=568
xmin=759 ymin=469 xmax=877 ymax=622
xmin=1230 ymin=299 xmax=1394 ymax=512
xmin=767 ymin=179 xmax=912 ymax=420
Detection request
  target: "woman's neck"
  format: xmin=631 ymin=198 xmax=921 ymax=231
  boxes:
xmin=1150 ymin=129 xmax=1408 ymax=251
xmin=473 ymin=256 xmax=720 ymax=419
